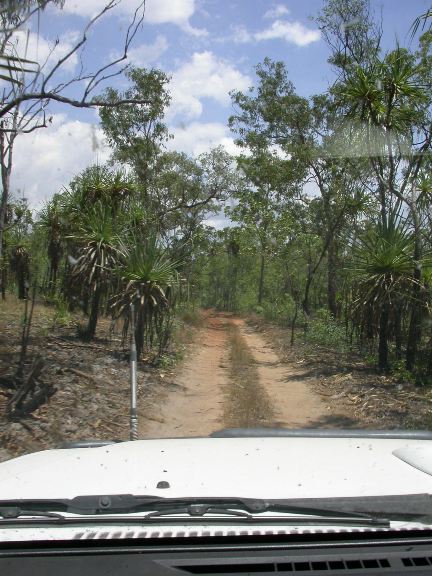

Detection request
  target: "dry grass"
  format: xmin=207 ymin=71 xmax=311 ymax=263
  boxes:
xmin=224 ymin=323 xmax=273 ymax=428
xmin=247 ymin=317 xmax=432 ymax=430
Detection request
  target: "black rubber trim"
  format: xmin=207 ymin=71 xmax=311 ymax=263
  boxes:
xmin=210 ymin=428 xmax=432 ymax=440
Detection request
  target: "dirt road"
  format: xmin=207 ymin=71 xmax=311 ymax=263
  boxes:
xmin=139 ymin=313 xmax=326 ymax=438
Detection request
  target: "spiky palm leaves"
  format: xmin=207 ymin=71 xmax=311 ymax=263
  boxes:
xmin=68 ymin=203 xmax=120 ymax=340
xmin=65 ymin=165 xmax=135 ymax=225
xmin=9 ymin=243 xmax=30 ymax=299
xmin=38 ymin=196 xmax=64 ymax=292
xmin=111 ymin=237 xmax=178 ymax=359
xmin=351 ymin=214 xmax=420 ymax=371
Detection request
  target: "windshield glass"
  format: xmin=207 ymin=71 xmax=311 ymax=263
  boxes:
xmin=0 ymin=0 xmax=431 ymax=477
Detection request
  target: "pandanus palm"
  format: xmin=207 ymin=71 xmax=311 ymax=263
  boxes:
xmin=351 ymin=213 xmax=419 ymax=371
xmin=9 ymin=242 xmax=30 ymax=299
xmin=111 ymin=237 xmax=179 ymax=359
xmin=68 ymin=203 xmax=120 ymax=340
xmin=38 ymin=196 xmax=64 ymax=292
xmin=65 ymin=165 xmax=135 ymax=223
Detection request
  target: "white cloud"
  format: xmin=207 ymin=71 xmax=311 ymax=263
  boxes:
xmin=264 ymin=4 xmax=290 ymax=19
xmin=126 ymin=35 xmax=168 ymax=67
xmin=254 ymin=20 xmax=320 ymax=46
xmin=168 ymin=121 xmax=243 ymax=157
xmin=61 ymin=0 xmax=206 ymax=35
xmin=11 ymin=115 xmax=110 ymax=208
xmin=146 ymin=0 xmax=207 ymax=36
xmin=168 ymin=52 xmax=250 ymax=121
xmin=231 ymin=24 xmax=253 ymax=44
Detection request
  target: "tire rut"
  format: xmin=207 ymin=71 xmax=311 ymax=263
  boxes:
xmin=139 ymin=313 xmax=326 ymax=438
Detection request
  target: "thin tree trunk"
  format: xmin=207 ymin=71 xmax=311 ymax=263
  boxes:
xmin=302 ymin=264 xmax=313 ymax=317
xmin=327 ymin=238 xmax=338 ymax=317
xmin=0 ymin=114 xmax=17 ymax=300
xmin=378 ymin=305 xmax=389 ymax=373
xmin=394 ymin=308 xmax=402 ymax=360
xmin=258 ymin=252 xmax=265 ymax=305
xmin=86 ymin=286 xmax=101 ymax=340
xmin=406 ymin=207 xmax=422 ymax=371
xmin=290 ymin=304 xmax=298 ymax=346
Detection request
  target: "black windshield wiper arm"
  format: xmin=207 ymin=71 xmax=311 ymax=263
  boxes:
xmin=0 ymin=495 xmax=383 ymax=517
xmin=0 ymin=496 xmax=391 ymax=526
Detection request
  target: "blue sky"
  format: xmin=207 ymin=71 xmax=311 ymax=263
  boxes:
xmin=9 ymin=0 xmax=431 ymax=207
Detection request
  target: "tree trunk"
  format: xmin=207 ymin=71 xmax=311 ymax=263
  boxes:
xmin=302 ymin=266 xmax=312 ymax=317
xmin=86 ymin=286 xmax=101 ymax=340
xmin=406 ymin=207 xmax=422 ymax=371
xmin=327 ymin=238 xmax=338 ymax=317
xmin=394 ymin=308 xmax=402 ymax=360
xmin=406 ymin=276 xmax=421 ymax=371
xmin=258 ymin=252 xmax=265 ymax=305
xmin=0 ymin=115 xmax=17 ymax=300
xmin=378 ymin=305 xmax=389 ymax=373
xmin=290 ymin=304 xmax=298 ymax=346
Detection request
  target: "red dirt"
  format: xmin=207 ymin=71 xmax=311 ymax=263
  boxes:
xmin=139 ymin=313 xmax=326 ymax=438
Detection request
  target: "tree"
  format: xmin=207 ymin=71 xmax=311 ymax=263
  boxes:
xmin=229 ymin=58 xmax=367 ymax=316
xmin=99 ymin=67 xmax=171 ymax=192
xmin=331 ymin=36 xmax=432 ymax=369
xmin=0 ymin=1 xmax=148 ymax=118
xmin=351 ymin=213 xmax=421 ymax=371
xmin=68 ymin=203 xmax=120 ymax=340
xmin=111 ymin=236 xmax=179 ymax=359
xmin=227 ymin=150 xmax=294 ymax=305
xmin=0 ymin=0 xmax=148 ymax=300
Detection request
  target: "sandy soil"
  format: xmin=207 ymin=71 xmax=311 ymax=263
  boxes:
xmin=139 ymin=313 xmax=326 ymax=438
xmin=140 ymin=314 xmax=230 ymax=438
xmin=239 ymin=321 xmax=325 ymax=428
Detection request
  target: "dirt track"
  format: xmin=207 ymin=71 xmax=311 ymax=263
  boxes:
xmin=139 ymin=313 xmax=326 ymax=438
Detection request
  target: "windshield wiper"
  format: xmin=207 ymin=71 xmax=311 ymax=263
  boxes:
xmin=0 ymin=495 xmax=391 ymax=527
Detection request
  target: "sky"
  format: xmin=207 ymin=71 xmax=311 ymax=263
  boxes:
xmin=7 ymin=0 xmax=432 ymax=209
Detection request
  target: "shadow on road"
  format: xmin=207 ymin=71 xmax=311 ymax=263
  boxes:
xmin=304 ymin=414 xmax=361 ymax=428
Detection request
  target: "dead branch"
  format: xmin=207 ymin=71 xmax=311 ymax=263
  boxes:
xmin=0 ymin=1 xmax=148 ymax=120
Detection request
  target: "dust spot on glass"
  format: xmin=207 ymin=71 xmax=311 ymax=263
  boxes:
xmin=90 ymin=124 xmax=99 ymax=152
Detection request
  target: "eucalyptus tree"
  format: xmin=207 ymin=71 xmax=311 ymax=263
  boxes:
xmin=99 ymin=67 xmax=171 ymax=206
xmin=229 ymin=58 xmax=367 ymax=316
xmin=227 ymin=150 xmax=295 ymax=305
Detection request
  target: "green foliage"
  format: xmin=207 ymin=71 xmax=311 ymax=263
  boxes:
xmin=262 ymin=294 xmax=296 ymax=326
xmin=111 ymin=236 xmax=179 ymax=359
xmin=304 ymin=309 xmax=348 ymax=351
xmin=50 ymin=294 xmax=73 ymax=328
xmin=391 ymin=360 xmax=415 ymax=384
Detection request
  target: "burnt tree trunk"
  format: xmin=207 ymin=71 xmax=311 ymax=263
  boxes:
xmin=378 ymin=305 xmax=389 ymax=373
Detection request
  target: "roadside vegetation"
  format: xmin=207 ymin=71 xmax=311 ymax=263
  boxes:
xmin=2 ymin=0 xmax=432 ymax=438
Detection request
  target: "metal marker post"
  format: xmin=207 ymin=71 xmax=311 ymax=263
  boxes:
xmin=130 ymin=303 xmax=138 ymax=440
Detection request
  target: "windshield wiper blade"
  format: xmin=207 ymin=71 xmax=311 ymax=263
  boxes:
xmin=0 ymin=496 xmax=390 ymax=526
xmin=140 ymin=504 xmax=389 ymax=526
xmin=0 ymin=506 xmax=67 ymax=521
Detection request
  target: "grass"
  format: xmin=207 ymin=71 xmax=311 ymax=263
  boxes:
xmin=225 ymin=323 xmax=273 ymax=428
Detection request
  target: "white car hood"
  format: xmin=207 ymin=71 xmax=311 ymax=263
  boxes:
xmin=1 ymin=436 xmax=432 ymax=500
xmin=1 ymin=436 xmax=432 ymax=542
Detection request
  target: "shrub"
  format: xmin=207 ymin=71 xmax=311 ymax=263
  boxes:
xmin=262 ymin=294 xmax=295 ymax=327
xmin=304 ymin=308 xmax=348 ymax=351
